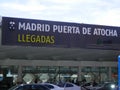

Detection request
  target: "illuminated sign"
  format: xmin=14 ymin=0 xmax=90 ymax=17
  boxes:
xmin=2 ymin=17 xmax=120 ymax=49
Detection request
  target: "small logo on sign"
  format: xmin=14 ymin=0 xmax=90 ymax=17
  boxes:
xmin=9 ymin=21 xmax=16 ymax=30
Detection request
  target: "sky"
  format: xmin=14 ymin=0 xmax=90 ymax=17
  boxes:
xmin=0 ymin=0 xmax=120 ymax=26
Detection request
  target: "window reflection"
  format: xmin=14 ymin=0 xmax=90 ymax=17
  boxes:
xmin=111 ymin=67 xmax=118 ymax=82
xmin=0 ymin=65 xmax=18 ymax=89
xmin=22 ymin=66 xmax=78 ymax=83
xmin=0 ymin=65 xmax=117 ymax=86
xmin=81 ymin=67 xmax=109 ymax=83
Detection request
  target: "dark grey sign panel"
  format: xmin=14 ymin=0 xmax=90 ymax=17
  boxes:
xmin=2 ymin=17 xmax=120 ymax=50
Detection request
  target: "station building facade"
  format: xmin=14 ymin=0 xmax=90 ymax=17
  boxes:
xmin=0 ymin=59 xmax=117 ymax=84
xmin=0 ymin=17 xmax=118 ymax=86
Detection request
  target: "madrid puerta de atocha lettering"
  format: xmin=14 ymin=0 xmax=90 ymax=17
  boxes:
xmin=15 ymin=21 xmax=118 ymax=44
xmin=16 ymin=22 xmax=118 ymax=44
xmin=2 ymin=17 xmax=120 ymax=48
xmin=18 ymin=22 xmax=118 ymax=36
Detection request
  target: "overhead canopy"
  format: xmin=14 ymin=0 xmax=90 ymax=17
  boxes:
xmin=0 ymin=45 xmax=119 ymax=61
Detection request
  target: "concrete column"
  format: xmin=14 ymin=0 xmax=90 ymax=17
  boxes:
xmin=17 ymin=65 xmax=23 ymax=83
xmin=78 ymin=66 xmax=81 ymax=82
xmin=109 ymin=67 xmax=112 ymax=82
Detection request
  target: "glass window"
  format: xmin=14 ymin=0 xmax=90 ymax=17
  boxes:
xmin=49 ymin=66 xmax=58 ymax=73
xmin=81 ymin=67 xmax=109 ymax=83
xmin=111 ymin=67 xmax=118 ymax=82
xmin=59 ymin=66 xmax=70 ymax=73
xmin=36 ymin=66 xmax=49 ymax=73
xmin=44 ymin=85 xmax=54 ymax=89
xmin=70 ymin=67 xmax=78 ymax=73
xmin=99 ymin=67 xmax=109 ymax=83
xmin=66 ymin=83 xmax=73 ymax=87
xmin=23 ymin=85 xmax=31 ymax=90
xmin=22 ymin=66 xmax=36 ymax=73
xmin=0 ymin=65 xmax=18 ymax=87
xmin=36 ymin=85 xmax=49 ymax=90
xmin=48 ymin=66 xmax=59 ymax=83
xmin=22 ymin=66 xmax=78 ymax=84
